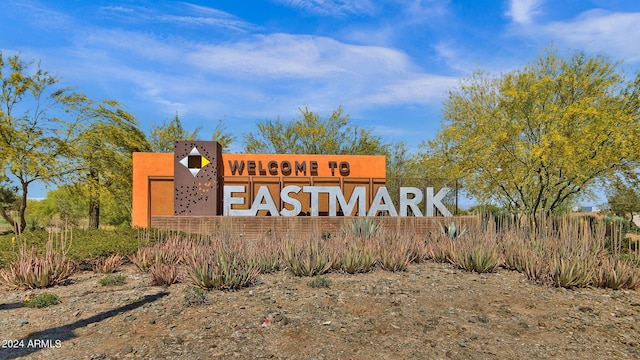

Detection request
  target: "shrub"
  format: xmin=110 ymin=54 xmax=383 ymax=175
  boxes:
xmin=98 ymin=274 xmax=126 ymax=286
xmin=308 ymin=275 xmax=331 ymax=288
xmin=378 ymin=235 xmax=414 ymax=272
xmin=342 ymin=240 xmax=377 ymax=274
xmin=440 ymin=221 xmax=468 ymax=238
xmin=0 ymin=240 xmax=75 ymax=289
xmin=283 ymin=238 xmax=333 ymax=276
xmin=594 ymin=258 xmax=640 ymax=290
xmin=149 ymin=263 xmax=180 ymax=286
xmin=248 ymin=237 xmax=282 ymax=273
xmin=23 ymin=292 xmax=60 ymax=308
xmin=550 ymin=255 xmax=595 ymax=288
xmin=128 ymin=246 xmax=158 ymax=271
xmin=92 ymin=254 xmax=124 ymax=273
xmin=183 ymin=286 xmax=209 ymax=306
xmin=426 ymin=238 xmax=456 ymax=264
xmin=187 ymin=247 xmax=259 ymax=290
xmin=342 ymin=218 xmax=381 ymax=239
xmin=452 ymin=242 xmax=502 ymax=273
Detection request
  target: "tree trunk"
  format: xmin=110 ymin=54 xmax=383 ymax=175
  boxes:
xmin=88 ymin=169 xmax=100 ymax=229
xmin=17 ymin=182 xmax=28 ymax=233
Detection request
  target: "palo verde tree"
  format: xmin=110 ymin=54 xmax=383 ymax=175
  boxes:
xmin=149 ymin=113 xmax=201 ymax=152
xmin=244 ymin=106 xmax=422 ymax=182
xmin=0 ymin=52 xmax=91 ymax=232
xmin=422 ymin=47 xmax=640 ymax=223
xmin=244 ymin=106 xmax=389 ymax=155
xmin=75 ymin=102 xmax=150 ymax=228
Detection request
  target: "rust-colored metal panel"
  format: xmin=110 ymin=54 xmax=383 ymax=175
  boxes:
xmin=174 ymin=141 xmax=223 ymax=216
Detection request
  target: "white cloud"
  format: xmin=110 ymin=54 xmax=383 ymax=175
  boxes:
xmin=506 ymin=0 xmax=542 ymax=25
xmin=543 ymin=10 xmax=640 ymax=63
xmin=275 ymin=0 xmax=377 ymax=17
xmin=185 ymin=33 xmax=417 ymax=80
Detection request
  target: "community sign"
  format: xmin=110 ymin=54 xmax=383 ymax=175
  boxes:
xmin=132 ymin=141 xmax=454 ymax=227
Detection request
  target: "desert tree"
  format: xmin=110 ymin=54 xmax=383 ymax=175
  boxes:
xmin=0 ymin=52 xmax=90 ymax=232
xmin=243 ymin=106 xmax=389 ymax=155
xmin=149 ymin=113 xmax=201 ymax=152
xmin=421 ymin=47 xmax=640 ymax=225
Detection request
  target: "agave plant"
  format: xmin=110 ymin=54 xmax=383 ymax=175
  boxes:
xmin=440 ymin=222 xmax=468 ymax=238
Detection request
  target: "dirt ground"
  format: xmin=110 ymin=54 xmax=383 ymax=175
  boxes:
xmin=1 ymin=261 xmax=639 ymax=360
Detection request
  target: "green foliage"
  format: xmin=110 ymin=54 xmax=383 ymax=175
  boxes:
xmin=23 ymin=292 xmax=60 ymax=308
xmin=283 ymin=237 xmax=333 ymax=276
xmin=74 ymin=101 xmax=150 ymax=228
xmin=0 ymin=228 xmax=140 ymax=267
xmin=0 ymin=52 xmax=150 ymax=232
xmin=98 ymin=274 xmax=126 ymax=286
xmin=603 ymin=215 xmax=630 ymax=238
xmin=422 ymin=47 xmax=640 ymax=219
xmin=0 ymin=53 xmax=83 ymax=232
xmin=342 ymin=218 xmax=382 ymax=239
xmin=211 ymin=119 xmax=236 ymax=151
xmin=439 ymin=221 xmax=468 ymax=238
xmin=183 ymin=286 xmax=209 ymax=306
xmin=149 ymin=113 xmax=200 ymax=152
xmin=0 ymin=238 xmax=75 ymax=289
xmin=607 ymin=179 xmax=640 ymax=220
xmin=452 ymin=242 xmax=502 ymax=273
xmin=244 ymin=106 xmax=389 ymax=155
xmin=307 ymin=275 xmax=331 ymax=288
xmin=187 ymin=247 xmax=260 ymax=290
xmin=92 ymin=254 xmax=124 ymax=273
xmin=149 ymin=263 xmax=179 ymax=286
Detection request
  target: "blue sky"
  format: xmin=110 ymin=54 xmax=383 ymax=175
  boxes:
xmin=2 ymin=0 xmax=640 ymax=202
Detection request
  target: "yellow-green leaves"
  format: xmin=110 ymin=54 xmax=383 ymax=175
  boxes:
xmin=422 ymin=47 xmax=640 ymax=216
xmin=243 ymin=105 xmax=388 ymax=156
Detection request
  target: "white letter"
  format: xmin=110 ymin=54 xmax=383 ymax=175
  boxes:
xmin=367 ymin=186 xmax=398 ymax=216
xmin=426 ymin=187 xmax=452 ymax=217
xmin=250 ymin=186 xmax=279 ymax=216
xmin=330 ymin=187 xmax=366 ymax=216
xmin=399 ymin=187 xmax=423 ymax=216
xmin=224 ymin=185 xmax=254 ymax=216
xmin=302 ymin=186 xmax=324 ymax=216
xmin=280 ymin=185 xmax=302 ymax=216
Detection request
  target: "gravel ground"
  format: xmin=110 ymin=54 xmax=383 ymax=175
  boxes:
xmin=1 ymin=261 xmax=639 ymax=360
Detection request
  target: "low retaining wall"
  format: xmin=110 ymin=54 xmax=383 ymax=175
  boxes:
xmin=150 ymin=216 xmax=477 ymax=239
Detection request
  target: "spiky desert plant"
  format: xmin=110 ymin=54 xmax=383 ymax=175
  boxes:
xmin=92 ymin=254 xmax=124 ymax=273
xmin=248 ymin=236 xmax=282 ymax=274
xmin=342 ymin=217 xmax=382 ymax=239
xmin=426 ymin=237 xmax=457 ymax=264
xmin=452 ymin=241 xmax=502 ymax=273
xmin=342 ymin=238 xmax=378 ymax=274
xmin=161 ymin=236 xmax=197 ymax=264
xmin=550 ymin=255 xmax=595 ymax=288
xmin=378 ymin=234 xmax=414 ymax=272
xmin=0 ymin=239 xmax=75 ymax=289
xmin=187 ymin=246 xmax=260 ymax=290
xmin=440 ymin=221 xmax=468 ymax=238
xmin=594 ymin=258 xmax=640 ymax=290
xmin=283 ymin=237 xmax=333 ymax=276
xmin=128 ymin=246 xmax=157 ymax=271
xmin=149 ymin=262 xmax=180 ymax=286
